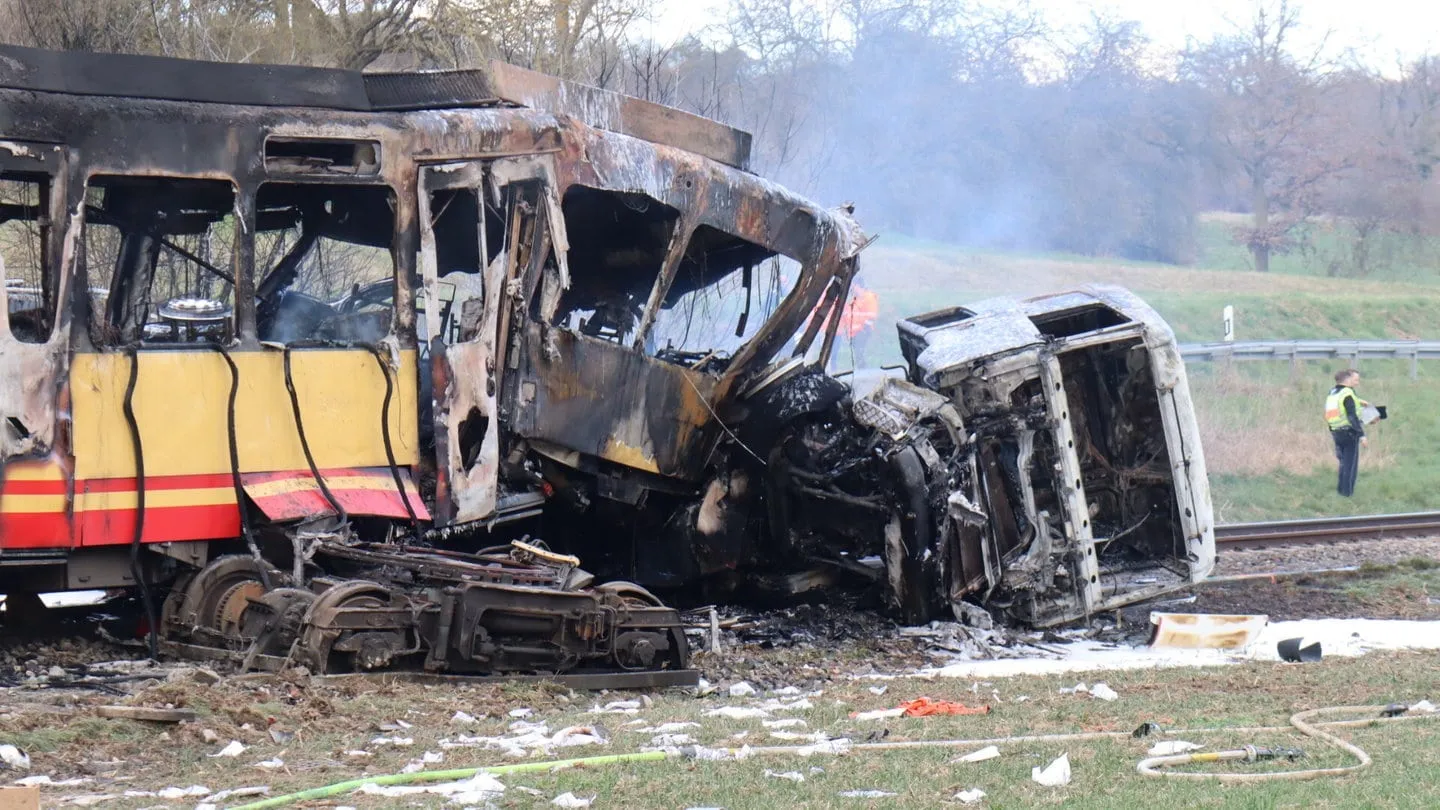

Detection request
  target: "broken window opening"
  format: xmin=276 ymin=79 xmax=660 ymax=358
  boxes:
xmin=1059 ymin=341 xmax=1183 ymax=573
xmin=1030 ymin=304 xmax=1130 ymax=339
xmin=424 ymin=186 xmax=498 ymax=350
xmin=85 ymin=176 xmax=237 ymax=346
xmin=649 ymin=226 xmax=794 ymax=371
xmin=552 ymin=186 xmax=680 ymax=347
xmin=264 ymin=138 xmax=380 ymax=176
xmin=0 ymin=172 xmax=52 ymax=343
xmin=254 ymin=182 xmax=397 ymax=345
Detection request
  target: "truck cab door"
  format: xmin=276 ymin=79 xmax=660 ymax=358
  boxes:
xmin=418 ymin=161 xmax=503 ymax=525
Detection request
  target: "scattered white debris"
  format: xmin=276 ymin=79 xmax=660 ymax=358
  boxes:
xmin=729 ymin=682 xmax=757 ymax=698
xmin=358 ymin=772 xmax=505 ymax=800
xmin=552 ymin=791 xmax=595 ymax=807
xmin=441 ymin=722 xmax=607 ymax=757
xmin=343 ymin=750 xmax=373 ymax=758
xmin=378 ymin=719 xmax=414 ymax=731
xmin=1015 ymin=696 xmax=1032 ymax=702
xmin=208 ymin=786 xmax=271 ymax=802
xmin=650 ymin=734 xmax=695 ymax=747
xmin=400 ymin=750 xmax=445 ymax=773
xmin=764 ymin=769 xmax=805 ymax=783
xmin=452 ymin=711 xmax=479 ymax=724
xmin=764 ymin=718 xmax=806 ymax=729
xmin=704 ymin=706 xmax=771 ymax=720
xmin=957 ymin=745 xmax=1001 ymax=763
xmin=769 ymin=731 xmax=829 ymax=742
xmin=62 ymin=797 xmax=119 ymax=808
xmin=1411 ymin=700 xmax=1437 ymax=714
xmin=14 ymin=775 xmax=91 ymax=787
xmin=515 ymin=786 xmax=546 ymax=796
xmin=955 ymin=787 xmax=987 ymax=804
xmin=854 ymin=707 xmax=906 ymax=721
xmin=209 ymin=741 xmax=246 ymax=758
xmin=156 ymin=785 xmax=211 ymax=799
xmin=759 ymin=698 xmax=814 ymax=712
xmin=868 ymin=686 xmax=888 ymax=696
xmin=731 ymin=731 xmax=750 ymax=740
xmin=690 ymin=744 xmax=753 ymax=761
xmin=1090 ymin=683 xmax=1119 ymax=702
xmin=797 ymin=739 xmax=852 ymax=757
xmin=1058 ymin=683 xmax=1089 ymax=695
xmin=1147 ymin=741 xmax=1204 ymax=756
xmin=1032 ymin=753 xmax=1071 ymax=787
xmin=839 ymin=789 xmax=897 ymax=798
xmin=552 ymin=725 xmax=609 ymax=748
xmin=696 ymin=678 xmax=717 ymax=697
xmin=1 ymin=745 xmax=31 ymax=770
xmin=589 ymin=700 xmax=642 ymax=715
xmin=255 ymin=758 xmax=285 ymax=770
xmin=639 ymin=722 xmax=701 ymax=734
xmin=369 ymin=736 xmax=414 ymax=747
xmin=509 ymin=708 xmax=534 ymax=719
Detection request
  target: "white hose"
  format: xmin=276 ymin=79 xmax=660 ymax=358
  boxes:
xmin=1136 ymin=705 xmax=1430 ymax=783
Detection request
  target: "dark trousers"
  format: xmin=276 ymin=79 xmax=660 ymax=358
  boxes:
xmin=1332 ymin=428 xmax=1361 ymax=497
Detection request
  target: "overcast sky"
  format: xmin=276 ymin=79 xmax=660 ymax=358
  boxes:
xmin=646 ymin=0 xmax=1439 ymax=71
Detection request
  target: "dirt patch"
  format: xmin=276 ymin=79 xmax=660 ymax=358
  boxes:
xmin=1189 ymin=566 xmax=1440 ymax=621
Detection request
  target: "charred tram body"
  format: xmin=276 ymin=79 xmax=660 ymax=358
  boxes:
xmin=0 ymin=46 xmax=1215 ymax=677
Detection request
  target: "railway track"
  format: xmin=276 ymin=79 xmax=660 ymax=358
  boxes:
xmin=1215 ymin=511 xmax=1440 ymax=549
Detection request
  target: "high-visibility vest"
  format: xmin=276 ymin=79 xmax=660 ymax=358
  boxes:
xmin=1324 ymin=386 xmax=1358 ymax=430
xmin=840 ymin=287 xmax=879 ymax=337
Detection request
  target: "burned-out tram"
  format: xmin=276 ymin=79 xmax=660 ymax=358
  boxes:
xmin=0 ymin=44 xmax=1215 ymax=680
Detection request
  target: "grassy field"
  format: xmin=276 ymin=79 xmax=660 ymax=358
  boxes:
xmin=849 ymin=218 xmax=1440 ymax=522
xmin=9 ymin=647 xmax=1440 ymax=808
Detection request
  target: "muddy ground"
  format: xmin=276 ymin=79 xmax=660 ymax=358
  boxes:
xmin=4 ymin=543 xmax=1440 ymax=806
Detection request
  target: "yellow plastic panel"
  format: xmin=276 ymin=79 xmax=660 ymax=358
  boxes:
xmin=70 ymin=348 xmax=419 ymax=479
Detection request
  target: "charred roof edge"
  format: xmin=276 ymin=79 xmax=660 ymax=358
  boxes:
xmin=0 ymin=45 xmax=752 ymax=170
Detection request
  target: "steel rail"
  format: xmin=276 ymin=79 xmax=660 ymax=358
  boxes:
xmin=1215 ymin=511 xmax=1440 ymax=549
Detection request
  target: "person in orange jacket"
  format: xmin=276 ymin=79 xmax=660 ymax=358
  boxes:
xmin=836 ymin=274 xmax=879 ymax=368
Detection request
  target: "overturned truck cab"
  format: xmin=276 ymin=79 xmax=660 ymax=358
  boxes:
xmin=847 ymin=287 xmax=1215 ymax=625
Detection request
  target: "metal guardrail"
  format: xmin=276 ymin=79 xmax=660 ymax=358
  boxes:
xmin=1180 ymin=339 xmax=1440 ymax=377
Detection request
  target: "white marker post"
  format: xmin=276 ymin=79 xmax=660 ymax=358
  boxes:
xmin=1222 ymin=305 xmax=1234 ymax=343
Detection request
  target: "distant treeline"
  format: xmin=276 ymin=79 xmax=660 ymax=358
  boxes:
xmin=7 ymin=0 xmax=1439 ymax=274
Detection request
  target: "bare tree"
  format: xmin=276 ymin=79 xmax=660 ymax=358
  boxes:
xmin=1182 ymin=0 xmax=1350 ymax=272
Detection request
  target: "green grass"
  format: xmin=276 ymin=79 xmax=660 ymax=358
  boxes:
xmin=1187 ymin=360 xmax=1440 ymax=522
xmin=19 ymin=651 xmax=1440 ymax=809
xmin=1343 ymin=559 xmax=1440 ymax=603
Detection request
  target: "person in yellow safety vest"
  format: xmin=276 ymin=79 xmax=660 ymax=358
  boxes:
xmin=1324 ymin=368 xmax=1368 ymax=497
xmin=836 ymin=275 xmax=879 ymax=368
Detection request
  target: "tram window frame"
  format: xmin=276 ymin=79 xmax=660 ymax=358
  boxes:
xmin=82 ymin=175 xmax=241 ymax=346
xmin=0 ymin=170 xmax=56 ymax=344
xmin=252 ymin=181 xmax=399 ymax=346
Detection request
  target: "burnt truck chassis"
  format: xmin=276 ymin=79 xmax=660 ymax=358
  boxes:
xmin=0 ymin=46 xmax=1213 ymax=683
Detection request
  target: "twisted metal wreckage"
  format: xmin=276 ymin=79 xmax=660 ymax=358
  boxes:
xmin=0 ymin=45 xmax=1215 ymax=684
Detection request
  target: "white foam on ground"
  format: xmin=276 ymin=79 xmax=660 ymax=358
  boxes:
xmin=913 ymin=619 xmax=1440 ymax=680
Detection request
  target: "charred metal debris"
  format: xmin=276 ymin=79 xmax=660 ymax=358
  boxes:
xmin=0 ymin=44 xmax=1214 ymax=683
